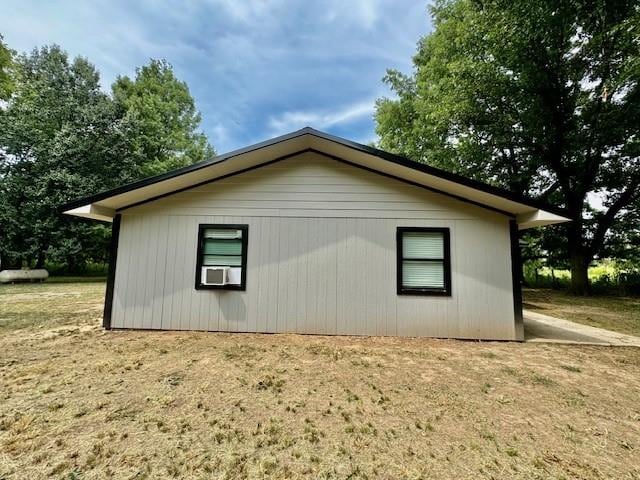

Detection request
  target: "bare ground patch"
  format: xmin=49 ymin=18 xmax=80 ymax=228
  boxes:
xmin=1 ymin=283 xmax=639 ymax=479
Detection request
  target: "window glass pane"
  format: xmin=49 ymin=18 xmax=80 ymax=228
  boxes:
xmin=204 ymin=228 xmax=243 ymax=240
xmin=203 ymin=238 xmax=242 ymax=255
xmin=402 ymin=260 xmax=444 ymax=288
xmin=203 ymin=255 xmax=242 ymax=267
xmin=403 ymin=232 xmax=444 ymax=259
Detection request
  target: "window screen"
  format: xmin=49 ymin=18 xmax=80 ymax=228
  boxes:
xmin=202 ymin=229 xmax=244 ymax=267
xmin=195 ymin=225 xmax=248 ymax=290
xmin=397 ymin=228 xmax=451 ymax=295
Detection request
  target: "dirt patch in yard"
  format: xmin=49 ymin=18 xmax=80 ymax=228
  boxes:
xmin=1 ymin=283 xmax=639 ymax=479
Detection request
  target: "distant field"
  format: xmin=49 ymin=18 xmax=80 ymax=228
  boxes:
xmin=1 ymin=282 xmax=639 ymax=479
xmin=524 ymin=288 xmax=640 ymax=337
xmin=527 ymin=264 xmax=618 ymax=281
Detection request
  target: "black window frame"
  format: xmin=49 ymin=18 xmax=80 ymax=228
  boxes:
xmin=396 ymin=227 xmax=452 ymax=296
xmin=195 ymin=224 xmax=248 ymax=291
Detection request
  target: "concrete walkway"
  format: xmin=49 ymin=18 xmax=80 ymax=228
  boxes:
xmin=523 ymin=310 xmax=640 ymax=347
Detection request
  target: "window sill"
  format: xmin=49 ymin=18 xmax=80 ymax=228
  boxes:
xmin=398 ymin=288 xmax=451 ymax=296
xmin=195 ymin=284 xmax=246 ymax=291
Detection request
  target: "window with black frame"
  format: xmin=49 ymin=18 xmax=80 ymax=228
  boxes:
xmin=396 ymin=227 xmax=451 ymax=295
xmin=195 ymin=224 xmax=248 ymax=290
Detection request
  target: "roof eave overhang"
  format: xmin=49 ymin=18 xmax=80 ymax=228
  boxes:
xmin=516 ymin=210 xmax=570 ymax=230
xmin=62 ymin=128 xmax=571 ymax=230
xmin=64 ymin=204 xmax=116 ymax=222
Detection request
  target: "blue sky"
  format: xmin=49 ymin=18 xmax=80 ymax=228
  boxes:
xmin=1 ymin=1 xmax=431 ymax=153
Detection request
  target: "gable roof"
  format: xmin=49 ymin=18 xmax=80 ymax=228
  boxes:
xmin=62 ymin=127 xmax=570 ymax=229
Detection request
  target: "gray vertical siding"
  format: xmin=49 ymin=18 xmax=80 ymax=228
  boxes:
xmin=112 ymin=151 xmax=518 ymax=340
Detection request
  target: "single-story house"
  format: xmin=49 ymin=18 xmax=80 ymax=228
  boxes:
xmin=63 ymin=128 xmax=569 ymax=340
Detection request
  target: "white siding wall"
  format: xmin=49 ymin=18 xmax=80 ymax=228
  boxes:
xmin=112 ymin=151 xmax=517 ymax=340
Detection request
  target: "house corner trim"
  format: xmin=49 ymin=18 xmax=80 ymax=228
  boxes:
xmin=103 ymin=213 xmax=122 ymax=329
xmin=509 ymin=219 xmax=524 ymax=340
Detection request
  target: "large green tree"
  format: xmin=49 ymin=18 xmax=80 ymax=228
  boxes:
xmin=0 ymin=46 xmax=139 ymax=269
xmin=0 ymin=47 xmax=214 ymax=271
xmin=0 ymin=34 xmax=13 ymax=99
xmin=112 ymin=59 xmax=214 ymax=177
xmin=376 ymin=0 xmax=640 ymax=294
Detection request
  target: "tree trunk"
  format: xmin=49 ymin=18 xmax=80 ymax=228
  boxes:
xmin=35 ymin=250 xmax=46 ymax=269
xmin=569 ymin=253 xmax=590 ymax=295
xmin=67 ymin=254 xmax=77 ymax=275
xmin=566 ymin=217 xmax=591 ymax=295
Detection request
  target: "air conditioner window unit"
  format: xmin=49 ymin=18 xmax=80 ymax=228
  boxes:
xmin=202 ymin=266 xmax=230 ymax=286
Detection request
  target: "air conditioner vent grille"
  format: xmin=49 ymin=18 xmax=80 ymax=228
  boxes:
xmin=205 ymin=268 xmax=226 ymax=285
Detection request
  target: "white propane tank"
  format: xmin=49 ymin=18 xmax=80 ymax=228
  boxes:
xmin=0 ymin=269 xmax=49 ymax=283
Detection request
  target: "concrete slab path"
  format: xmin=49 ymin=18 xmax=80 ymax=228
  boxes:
xmin=524 ymin=310 xmax=640 ymax=347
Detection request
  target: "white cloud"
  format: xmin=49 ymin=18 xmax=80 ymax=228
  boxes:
xmin=267 ymin=99 xmax=375 ymax=135
xmin=209 ymin=122 xmax=231 ymax=151
xmin=323 ymin=0 xmax=383 ymax=29
xmin=202 ymin=0 xmax=285 ymax=24
xmin=0 ymin=0 xmax=431 ymax=151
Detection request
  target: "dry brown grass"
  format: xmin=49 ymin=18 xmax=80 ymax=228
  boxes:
xmin=524 ymin=288 xmax=640 ymax=337
xmin=0 ymin=281 xmax=105 ymax=331
xmin=1 ymin=282 xmax=640 ymax=479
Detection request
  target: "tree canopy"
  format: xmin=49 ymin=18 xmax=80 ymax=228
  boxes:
xmin=375 ymin=0 xmax=640 ymax=294
xmin=0 ymin=34 xmax=13 ymax=100
xmin=113 ymin=59 xmax=214 ymax=177
xmin=0 ymin=45 xmax=213 ymax=271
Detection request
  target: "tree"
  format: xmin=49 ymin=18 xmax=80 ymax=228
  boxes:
xmin=605 ymin=196 xmax=640 ymax=271
xmin=375 ymin=0 xmax=640 ymax=294
xmin=0 ymin=46 xmax=215 ymax=272
xmin=0 ymin=34 xmax=13 ymax=99
xmin=112 ymin=59 xmax=214 ymax=177
xmin=0 ymin=45 xmax=139 ymax=269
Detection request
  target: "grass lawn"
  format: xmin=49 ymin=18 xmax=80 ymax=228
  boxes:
xmin=1 ymin=283 xmax=639 ymax=479
xmin=524 ymin=288 xmax=640 ymax=337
